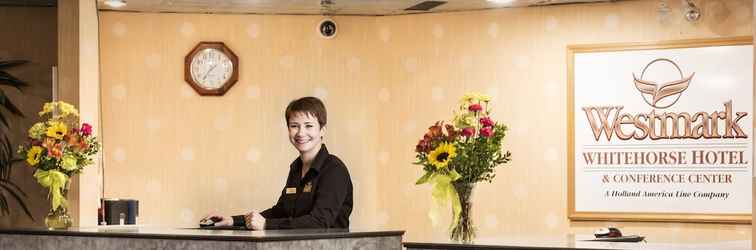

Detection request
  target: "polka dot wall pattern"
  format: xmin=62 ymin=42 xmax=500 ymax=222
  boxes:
xmin=179 ymin=22 xmax=195 ymax=37
xmin=347 ymin=57 xmax=361 ymax=73
xmin=112 ymin=147 xmax=127 ymax=163
xmin=246 ymin=23 xmax=261 ymax=39
xmin=545 ymin=16 xmax=559 ymax=31
xmin=313 ymin=87 xmax=329 ymax=100
xmin=403 ymin=57 xmax=418 ymax=73
xmin=213 ymin=114 xmax=233 ymax=131
xmin=179 ymin=208 xmax=195 ymax=224
xmin=245 ymin=85 xmax=261 ymax=100
xmin=180 ymin=84 xmax=195 ymax=98
xmin=604 ymin=13 xmax=619 ymax=30
xmin=431 ymin=86 xmax=444 ymax=102
xmin=111 ymin=22 xmax=127 ymax=37
xmin=145 ymin=53 xmax=162 ymax=69
xmin=544 ymin=212 xmax=559 ymax=229
xmin=375 ymin=211 xmax=390 ymax=227
xmin=487 ymin=22 xmax=499 ymax=38
xmin=513 ymin=55 xmax=531 ymax=70
xmin=432 ymin=24 xmax=444 ymax=39
xmin=145 ymin=179 xmax=163 ymax=194
xmin=245 ymin=147 xmax=261 ymax=163
xmin=111 ymin=84 xmax=127 ymax=100
xmin=544 ymin=147 xmax=559 ymax=163
xmin=179 ymin=147 xmax=195 ymax=161
xmin=279 ymin=55 xmax=294 ymax=69
xmin=145 ymin=118 xmax=162 ymax=132
xmin=98 ymin=2 xmax=752 ymax=237
xmin=484 ymin=214 xmax=499 ymax=229
xmin=214 ymin=177 xmax=229 ymax=193
xmin=485 ymin=86 xmax=499 ymax=102
xmin=346 ymin=117 xmax=366 ymax=135
xmin=458 ymin=55 xmax=473 ymax=70
xmin=377 ymin=88 xmax=391 ymax=102
xmin=377 ymin=151 xmax=390 ymax=165
xmin=403 ymin=119 xmax=417 ymax=135
xmin=378 ymin=26 xmax=391 ymax=42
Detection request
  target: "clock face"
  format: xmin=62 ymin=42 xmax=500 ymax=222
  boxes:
xmin=189 ymin=48 xmax=234 ymax=90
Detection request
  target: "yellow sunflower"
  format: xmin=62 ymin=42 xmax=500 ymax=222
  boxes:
xmin=26 ymin=146 xmax=44 ymax=166
xmin=46 ymin=122 xmax=67 ymax=140
xmin=428 ymin=142 xmax=457 ymax=169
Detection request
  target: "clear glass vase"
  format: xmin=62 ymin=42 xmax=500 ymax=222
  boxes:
xmin=450 ymin=182 xmax=476 ymax=243
xmin=45 ymin=206 xmax=72 ymax=229
xmin=45 ymin=184 xmax=72 ymax=230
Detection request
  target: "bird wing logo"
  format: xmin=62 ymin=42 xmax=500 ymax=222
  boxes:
xmin=632 ymin=58 xmax=694 ymax=109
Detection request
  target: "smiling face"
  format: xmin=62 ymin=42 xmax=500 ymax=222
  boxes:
xmin=287 ymin=112 xmax=325 ymax=155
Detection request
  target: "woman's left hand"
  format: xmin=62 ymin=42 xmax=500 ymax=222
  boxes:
xmin=244 ymin=210 xmax=266 ymax=230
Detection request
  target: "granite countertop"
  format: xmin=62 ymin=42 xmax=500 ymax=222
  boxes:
xmin=0 ymin=226 xmax=405 ymax=242
xmin=403 ymin=234 xmax=751 ymax=250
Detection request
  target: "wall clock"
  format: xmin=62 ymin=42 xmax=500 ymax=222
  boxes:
xmin=184 ymin=41 xmax=238 ymax=96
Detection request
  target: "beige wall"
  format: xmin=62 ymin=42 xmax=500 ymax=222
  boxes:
xmin=99 ymin=0 xmax=752 ymax=242
xmin=375 ymin=0 xmax=752 ymax=243
xmin=0 ymin=6 xmax=56 ymax=228
xmin=99 ymin=12 xmax=382 ymax=227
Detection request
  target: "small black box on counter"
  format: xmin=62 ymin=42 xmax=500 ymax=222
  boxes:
xmin=101 ymin=198 xmax=138 ymax=225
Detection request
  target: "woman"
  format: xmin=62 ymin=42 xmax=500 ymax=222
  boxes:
xmin=203 ymin=97 xmax=353 ymax=230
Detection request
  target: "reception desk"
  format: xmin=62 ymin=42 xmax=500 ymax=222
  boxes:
xmin=0 ymin=227 xmax=404 ymax=250
xmin=403 ymin=234 xmax=750 ymax=250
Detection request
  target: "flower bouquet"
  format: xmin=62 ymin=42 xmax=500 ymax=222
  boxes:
xmin=17 ymin=101 xmax=100 ymax=229
xmin=414 ymin=93 xmax=511 ymax=243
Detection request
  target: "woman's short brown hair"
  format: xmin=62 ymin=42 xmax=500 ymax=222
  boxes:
xmin=285 ymin=96 xmax=327 ymax=127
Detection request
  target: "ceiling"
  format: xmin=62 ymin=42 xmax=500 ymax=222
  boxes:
xmin=95 ymin=0 xmax=620 ymax=16
xmin=0 ymin=0 xmax=55 ymax=6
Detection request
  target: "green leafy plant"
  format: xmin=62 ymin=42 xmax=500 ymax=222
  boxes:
xmin=0 ymin=59 xmax=34 ymax=220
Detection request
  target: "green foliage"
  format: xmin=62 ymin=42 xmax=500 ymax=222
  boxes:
xmin=0 ymin=59 xmax=33 ymax=220
xmin=452 ymin=124 xmax=511 ymax=183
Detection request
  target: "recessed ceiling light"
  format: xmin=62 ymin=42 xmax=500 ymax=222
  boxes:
xmin=487 ymin=0 xmax=515 ymax=5
xmin=104 ymin=0 xmax=126 ymax=8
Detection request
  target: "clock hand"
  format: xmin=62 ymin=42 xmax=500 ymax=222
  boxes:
xmin=203 ymin=63 xmax=220 ymax=80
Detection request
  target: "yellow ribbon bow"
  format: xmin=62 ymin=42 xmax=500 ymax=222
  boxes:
xmin=416 ymin=170 xmax=462 ymax=230
xmin=34 ymin=170 xmax=69 ymax=211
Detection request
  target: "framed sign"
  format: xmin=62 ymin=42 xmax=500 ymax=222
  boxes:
xmin=568 ymin=37 xmax=753 ymax=223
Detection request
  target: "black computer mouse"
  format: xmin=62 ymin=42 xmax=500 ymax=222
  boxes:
xmin=594 ymin=227 xmax=622 ymax=238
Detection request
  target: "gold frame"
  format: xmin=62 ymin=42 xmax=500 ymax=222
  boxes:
xmin=567 ymin=36 xmax=753 ymax=224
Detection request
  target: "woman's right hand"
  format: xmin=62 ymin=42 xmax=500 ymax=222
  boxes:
xmin=202 ymin=213 xmax=232 ymax=226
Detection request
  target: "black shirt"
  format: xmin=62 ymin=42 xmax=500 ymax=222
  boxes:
xmin=232 ymin=145 xmax=353 ymax=229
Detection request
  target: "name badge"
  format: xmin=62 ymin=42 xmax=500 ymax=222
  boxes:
xmin=285 ymin=187 xmax=297 ymax=194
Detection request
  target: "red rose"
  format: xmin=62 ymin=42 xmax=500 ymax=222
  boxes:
xmin=468 ymin=104 xmax=482 ymax=112
xmin=81 ymin=123 xmax=93 ymax=136
xmin=480 ymin=126 xmax=493 ymax=137
xmin=461 ymin=127 xmax=475 ymax=137
xmin=479 ymin=117 xmax=494 ymax=127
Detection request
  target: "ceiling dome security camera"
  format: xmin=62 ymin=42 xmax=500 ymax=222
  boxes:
xmin=684 ymin=8 xmax=701 ymax=22
xmin=318 ymin=18 xmax=337 ymax=39
xmin=683 ymin=0 xmax=701 ymax=22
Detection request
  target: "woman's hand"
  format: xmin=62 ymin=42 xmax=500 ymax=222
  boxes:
xmin=243 ymin=210 xmax=266 ymax=230
xmin=202 ymin=212 xmax=232 ymax=226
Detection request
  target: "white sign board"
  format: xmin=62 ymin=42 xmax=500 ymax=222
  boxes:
xmin=568 ymin=38 xmax=752 ymax=223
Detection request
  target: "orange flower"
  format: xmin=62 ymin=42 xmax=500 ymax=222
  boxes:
xmin=65 ymin=134 xmax=82 ymax=151
xmin=43 ymin=138 xmax=63 ymax=159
